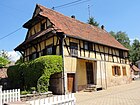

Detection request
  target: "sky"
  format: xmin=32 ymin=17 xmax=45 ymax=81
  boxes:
xmin=0 ymin=0 xmax=140 ymax=61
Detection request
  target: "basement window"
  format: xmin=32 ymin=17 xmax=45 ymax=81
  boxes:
xmin=112 ymin=66 xmax=121 ymax=76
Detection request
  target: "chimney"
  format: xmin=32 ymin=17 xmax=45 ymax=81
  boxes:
xmin=101 ymin=25 xmax=104 ymax=30
xmin=71 ymin=15 xmax=75 ymax=19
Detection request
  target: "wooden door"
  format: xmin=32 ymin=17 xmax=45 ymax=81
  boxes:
xmin=86 ymin=62 xmax=94 ymax=84
xmin=67 ymin=74 xmax=75 ymax=92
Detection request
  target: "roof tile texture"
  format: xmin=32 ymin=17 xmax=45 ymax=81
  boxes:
xmin=38 ymin=4 xmax=128 ymax=50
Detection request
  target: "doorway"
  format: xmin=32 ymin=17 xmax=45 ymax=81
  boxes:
xmin=86 ymin=62 xmax=94 ymax=84
xmin=67 ymin=73 xmax=75 ymax=93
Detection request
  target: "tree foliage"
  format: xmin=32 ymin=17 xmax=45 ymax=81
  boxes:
xmin=0 ymin=57 xmax=10 ymax=67
xmin=0 ymin=50 xmax=9 ymax=59
xmin=15 ymin=56 xmax=24 ymax=65
xmin=109 ymin=31 xmax=131 ymax=49
xmin=88 ymin=17 xmax=99 ymax=27
xmin=129 ymin=39 xmax=140 ymax=64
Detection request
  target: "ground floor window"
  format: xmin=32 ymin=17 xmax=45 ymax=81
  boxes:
xmin=112 ymin=66 xmax=121 ymax=76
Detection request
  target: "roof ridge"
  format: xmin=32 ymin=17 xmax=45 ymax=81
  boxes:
xmin=20 ymin=4 xmax=129 ymax=51
xmin=37 ymin=4 xmax=101 ymax=29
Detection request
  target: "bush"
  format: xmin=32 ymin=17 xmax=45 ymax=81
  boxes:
xmin=7 ymin=55 xmax=63 ymax=93
xmin=21 ymin=90 xmax=31 ymax=95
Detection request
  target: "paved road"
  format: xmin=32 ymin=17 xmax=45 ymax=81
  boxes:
xmin=75 ymin=80 xmax=140 ymax=105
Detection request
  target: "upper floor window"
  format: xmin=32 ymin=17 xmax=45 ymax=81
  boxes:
xmin=112 ymin=66 xmax=121 ymax=76
xmin=29 ymin=52 xmax=39 ymax=60
xmin=42 ymin=45 xmax=56 ymax=55
xmin=84 ymin=42 xmax=88 ymax=50
xmin=41 ymin=22 xmax=46 ymax=31
xmin=84 ymin=42 xmax=92 ymax=51
xmin=119 ymin=50 xmax=123 ymax=58
xmin=70 ymin=42 xmax=78 ymax=56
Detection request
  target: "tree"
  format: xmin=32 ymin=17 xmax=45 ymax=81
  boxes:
xmin=129 ymin=39 xmax=140 ymax=64
xmin=109 ymin=31 xmax=131 ymax=49
xmin=87 ymin=17 xmax=99 ymax=27
xmin=15 ymin=56 xmax=24 ymax=64
xmin=0 ymin=50 xmax=9 ymax=59
xmin=0 ymin=50 xmax=11 ymax=67
xmin=0 ymin=57 xmax=10 ymax=68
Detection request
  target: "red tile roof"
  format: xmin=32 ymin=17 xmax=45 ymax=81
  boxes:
xmin=15 ymin=4 xmax=128 ymax=51
xmin=0 ymin=68 xmax=8 ymax=78
xmin=38 ymin=4 xmax=128 ymax=50
xmin=131 ymin=65 xmax=140 ymax=72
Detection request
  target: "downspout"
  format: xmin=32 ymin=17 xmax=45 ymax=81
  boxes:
xmin=57 ymin=32 xmax=66 ymax=95
xmin=100 ymin=61 xmax=103 ymax=88
xmin=104 ymin=61 xmax=107 ymax=89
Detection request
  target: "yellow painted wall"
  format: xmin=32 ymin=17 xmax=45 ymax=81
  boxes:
xmin=96 ymin=61 xmax=131 ymax=88
xmin=27 ymin=19 xmax=52 ymax=38
xmin=63 ymin=37 xmax=129 ymax=65
xmin=76 ymin=59 xmax=87 ymax=86
xmin=64 ymin=56 xmax=77 ymax=73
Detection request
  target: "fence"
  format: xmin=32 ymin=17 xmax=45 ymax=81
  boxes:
xmin=26 ymin=93 xmax=76 ymax=105
xmin=0 ymin=85 xmax=20 ymax=105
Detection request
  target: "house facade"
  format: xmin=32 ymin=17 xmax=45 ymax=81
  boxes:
xmin=136 ymin=60 xmax=140 ymax=69
xmin=130 ymin=64 xmax=140 ymax=80
xmin=15 ymin=4 xmax=131 ymax=94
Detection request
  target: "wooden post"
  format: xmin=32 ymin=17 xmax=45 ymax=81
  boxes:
xmin=0 ymin=85 xmax=2 ymax=105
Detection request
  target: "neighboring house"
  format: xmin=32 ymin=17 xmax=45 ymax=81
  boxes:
xmin=136 ymin=60 xmax=140 ymax=69
xmin=15 ymin=4 xmax=131 ymax=94
xmin=130 ymin=64 xmax=140 ymax=80
xmin=0 ymin=67 xmax=8 ymax=89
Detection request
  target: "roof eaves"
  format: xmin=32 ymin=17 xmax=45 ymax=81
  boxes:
xmin=65 ymin=34 xmax=129 ymax=51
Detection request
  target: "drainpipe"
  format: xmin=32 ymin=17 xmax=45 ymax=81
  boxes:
xmin=100 ymin=61 xmax=103 ymax=88
xmin=104 ymin=61 xmax=107 ymax=89
xmin=57 ymin=32 xmax=66 ymax=95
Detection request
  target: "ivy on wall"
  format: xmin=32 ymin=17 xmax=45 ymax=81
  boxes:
xmin=7 ymin=55 xmax=63 ymax=93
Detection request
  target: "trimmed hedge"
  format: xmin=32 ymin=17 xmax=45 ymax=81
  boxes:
xmin=7 ymin=55 xmax=62 ymax=92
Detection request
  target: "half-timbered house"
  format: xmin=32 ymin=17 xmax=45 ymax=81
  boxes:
xmin=15 ymin=4 xmax=131 ymax=94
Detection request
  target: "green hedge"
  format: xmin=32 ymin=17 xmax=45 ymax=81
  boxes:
xmin=7 ymin=55 xmax=62 ymax=92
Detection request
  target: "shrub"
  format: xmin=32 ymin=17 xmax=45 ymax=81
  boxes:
xmin=7 ymin=55 xmax=62 ymax=93
xmin=20 ymin=90 xmax=31 ymax=95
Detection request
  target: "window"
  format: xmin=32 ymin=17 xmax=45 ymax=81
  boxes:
xmin=119 ymin=50 xmax=123 ymax=58
xmin=29 ymin=52 xmax=39 ymax=60
xmin=122 ymin=66 xmax=127 ymax=76
xmin=84 ymin=42 xmax=88 ymax=50
xmin=112 ymin=66 xmax=121 ymax=76
xmin=42 ymin=45 xmax=56 ymax=55
xmin=84 ymin=42 xmax=92 ymax=50
xmin=70 ymin=42 xmax=78 ymax=56
xmin=41 ymin=22 xmax=46 ymax=31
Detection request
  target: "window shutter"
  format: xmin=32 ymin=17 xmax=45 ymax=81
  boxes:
xmin=112 ymin=66 xmax=115 ymax=76
xmin=118 ymin=66 xmax=121 ymax=76
xmin=122 ymin=66 xmax=127 ymax=76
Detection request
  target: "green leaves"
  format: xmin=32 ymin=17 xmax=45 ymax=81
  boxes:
xmin=7 ymin=55 xmax=63 ymax=92
xmin=110 ymin=31 xmax=140 ymax=64
xmin=109 ymin=31 xmax=131 ymax=49
xmin=0 ymin=57 xmax=10 ymax=67
xmin=129 ymin=39 xmax=140 ymax=64
xmin=87 ymin=17 xmax=99 ymax=27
